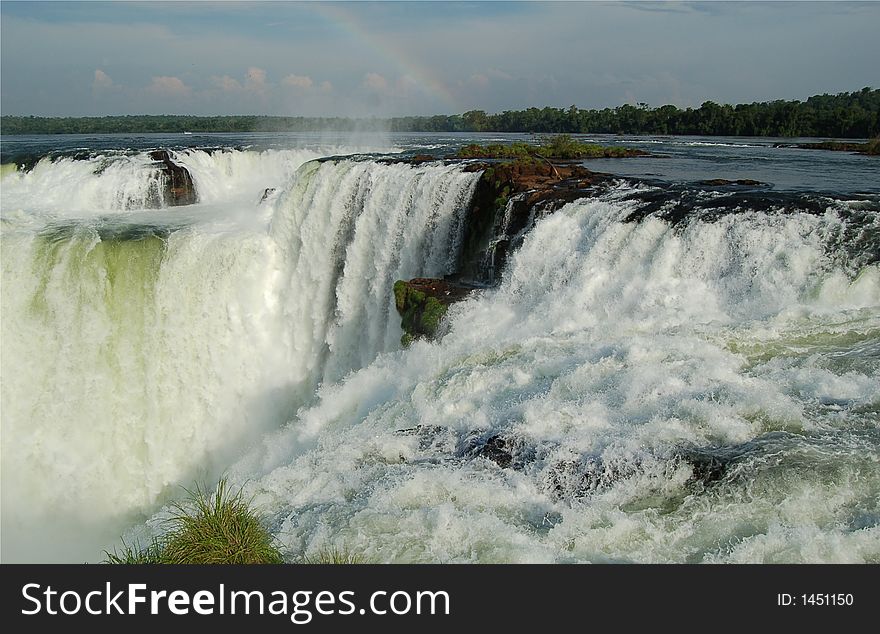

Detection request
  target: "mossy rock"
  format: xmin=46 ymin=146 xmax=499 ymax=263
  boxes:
xmin=393 ymin=278 xmax=474 ymax=344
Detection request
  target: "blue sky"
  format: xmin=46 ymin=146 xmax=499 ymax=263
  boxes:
xmin=1 ymin=1 xmax=878 ymax=117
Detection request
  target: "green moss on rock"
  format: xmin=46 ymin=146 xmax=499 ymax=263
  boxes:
xmin=420 ymin=297 xmax=448 ymax=335
xmin=392 ymin=278 xmax=473 ymax=344
xmin=393 ymin=280 xmax=408 ymax=312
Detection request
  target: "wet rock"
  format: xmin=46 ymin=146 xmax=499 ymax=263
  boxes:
xmin=394 ymin=425 xmax=457 ymax=453
xmin=544 ymin=447 xmax=740 ymax=500
xmin=457 ymin=160 xmax=615 ymax=284
xmin=389 ymin=422 xmax=746 ymax=497
xmin=259 ymin=187 xmax=276 ymax=203
xmin=460 ymin=431 xmax=534 ymax=471
xmin=544 ymin=457 xmax=643 ymax=498
xmin=149 ymin=150 xmax=197 ymax=206
xmin=475 ymin=435 xmax=513 ymax=468
xmin=789 ymin=140 xmax=879 ymax=156
xmin=677 ymin=450 xmax=730 ymax=485
xmin=393 ymin=278 xmax=477 ymax=345
xmin=380 ymin=155 xmax=617 ymax=285
xmin=699 ymin=178 xmax=767 ymax=187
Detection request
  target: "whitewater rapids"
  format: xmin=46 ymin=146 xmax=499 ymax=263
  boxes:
xmin=221 ymin=186 xmax=879 ymax=563
xmin=0 ymin=147 xmax=478 ymax=562
xmin=1 ymin=146 xmax=878 ymax=563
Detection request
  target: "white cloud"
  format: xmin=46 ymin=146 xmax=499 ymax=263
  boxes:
xmin=147 ymin=76 xmax=191 ymax=97
xmin=211 ymin=75 xmax=242 ymax=91
xmin=92 ymin=69 xmax=113 ymax=89
xmin=245 ymin=67 xmax=268 ymax=92
xmin=363 ymin=72 xmax=388 ymax=91
xmin=2 ymin=3 xmax=878 ymax=116
xmin=282 ymin=74 xmax=313 ymax=90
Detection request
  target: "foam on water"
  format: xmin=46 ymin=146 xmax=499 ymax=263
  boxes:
xmin=0 ymin=145 xmax=387 ymax=220
xmin=1 ymin=153 xmax=166 ymax=216
xmin=0 ymin=155 xmax=478 ymax=562
xmin=218 ymin=191 xmax=879 ymax=563
xmin=2 ymin=144 xmax=877 ymax=563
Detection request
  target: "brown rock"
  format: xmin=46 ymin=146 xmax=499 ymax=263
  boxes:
xmin=699 ymin=178 xmax=766 ymax=187
xmin=149 ymin=150 xmax=197 ymax=206
xmin=399 ymin=278 xmax=475 ymax=306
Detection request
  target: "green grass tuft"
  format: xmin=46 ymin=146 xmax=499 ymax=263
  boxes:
xmin=303 ymin=547 xmax=367 ymax=564
xmin=160 ymin=480 xmax=284 ymax=564
xmin=103 ymin=538 xmax=165 ymax=564
xmin=104 ymin=478 xmax=284 ymax=564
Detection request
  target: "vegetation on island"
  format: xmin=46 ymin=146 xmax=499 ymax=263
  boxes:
xmin=3 ymin=88 xmax=877 ymax=138
xmin=794 ymin=137 xmax=879 ymax=155
xmin=456 ymin=135 xmax=646 ymax=160
xmin=402 ymin=87 xmax=880 ymax=138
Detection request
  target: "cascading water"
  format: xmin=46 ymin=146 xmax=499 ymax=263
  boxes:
xmin=2 ymin=138 xmax=878 ymax=564
xmin=269 ymin=159 xmax=478 ymax=387
xmin=219 ymin=185 xmax=879 ymax=563
xmin=0 ymin=149 xmax=479 ymax=562
xmin=1 ymin=153 xmax=167 ymax=215
xmin=0 ymin=147 xmax=348 ymax=218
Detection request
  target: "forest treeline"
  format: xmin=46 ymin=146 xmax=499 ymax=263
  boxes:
xmin=2 ymin=88 xmax=877 ymax=137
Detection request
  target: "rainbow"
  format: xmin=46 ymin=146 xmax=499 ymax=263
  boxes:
xmin=307 ymin=2 xmax=460 ymax=113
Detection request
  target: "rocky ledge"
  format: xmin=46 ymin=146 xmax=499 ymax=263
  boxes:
xmin=459 ymin=159 xmax=619 ymax=283
xmin=393 ymin=158 xmax=622 ymax=343
xmin=393 ymin=278 xmax=478 ymax=345
xmin=149 ymin=150 xmax=197 ymax=206
xmin=392 ymin=423 xmax=771 ymax=498
xmin=774 ymin=139 xmax=879 ymax=156
xmin=389 ymin=142 xmax=788 ymax=344
xmin=698 ymin=178 xmax=767 ymax=187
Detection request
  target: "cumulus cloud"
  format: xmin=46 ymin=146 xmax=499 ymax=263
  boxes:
xmin=147 ymin=76 xmax=191 ymax=96
xmin=363 ymin=72 xmax=388 ymax=91
xmin=211 ymin=75 xmax=242 ymax=91
xmin=244 ymin=66 xmax=268 ymax=92
xmin=92 ymin=69 xmax=113 ymax=89
xmin=282 ymin=74 xmax=313 ymax=90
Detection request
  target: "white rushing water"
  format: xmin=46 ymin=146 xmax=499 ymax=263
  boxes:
xmin=0 ymin=147 xmax=368 ymax=219
xmin=0 ymin=150 xmax=478 ymax=562
xmin=1 ymin=148 xmax=878 ymax=563
xmin=220 ymin=186 xmax=879 ymax=563
xmin=1 ymin=153 xmax=167 ymax=216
